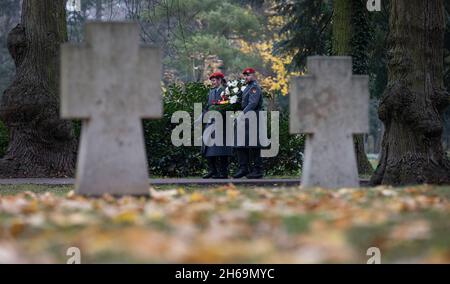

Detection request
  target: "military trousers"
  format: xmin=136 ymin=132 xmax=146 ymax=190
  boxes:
xmin=236 ymin=148 xmax=263 ymax=173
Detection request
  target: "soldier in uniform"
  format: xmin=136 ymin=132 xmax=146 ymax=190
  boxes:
xmin=232 ymin=68 xmax=264 ymax=179
xmin=202 ymin=72 xmax=232 ymax=179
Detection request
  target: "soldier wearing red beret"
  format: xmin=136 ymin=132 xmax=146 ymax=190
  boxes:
xmin=202 ymin=71 xmax=232 ymax=179
xmin=209 ymin=72 xmax=224 ymax=80
xmin=242 ymin=67 xmax=256 ymax=75
xmin=232 ymin=67 xmax=264 ymax=179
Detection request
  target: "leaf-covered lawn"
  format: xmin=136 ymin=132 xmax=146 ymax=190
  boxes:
xmin=0 ymin=184 xmax=449 ymax=263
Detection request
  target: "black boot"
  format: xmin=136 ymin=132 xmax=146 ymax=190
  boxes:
xmin=203 ymin=157 xmax=218 ymax=179
xmin=247 ymin=149 xmax=263 ymax=179
xmin=233 ymin=149 xmax=249 ymax=179
xmin=246 ymin=170 xmax=263 ymax=179
xmin=233 ymin=169 xmax=249 ymax=179
xmin=214 ymin=156 xmax=229 ymax=179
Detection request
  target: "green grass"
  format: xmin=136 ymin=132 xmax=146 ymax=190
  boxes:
xmin=0 ymin=185 xmax=73 ymax=196
xmin=369 ymin=158 xmax=379 ymax=170
xmin=0 ymin=184 xmax=266 ymax=195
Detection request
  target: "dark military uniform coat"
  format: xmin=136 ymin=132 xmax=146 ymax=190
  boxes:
xmin=234 ymin=80 xmax=264 ymax=148
xmin=202 ymin=87 xmax=233 ymax=157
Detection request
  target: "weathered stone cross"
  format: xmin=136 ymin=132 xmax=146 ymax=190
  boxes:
xmin=290 ymin=57 xmax=369 ymax=188
xmin=61 ymin=22 xmax=162 ymax=196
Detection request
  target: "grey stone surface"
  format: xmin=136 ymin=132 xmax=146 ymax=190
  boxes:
xmin=61 ymin=22 xmax=162 ymax=196
xmin=290 ymin=56 xmax=369 ymax=188
xmin=0 ymin=178 xmax=372 ymax=187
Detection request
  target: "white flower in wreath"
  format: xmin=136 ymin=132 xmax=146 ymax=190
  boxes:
xmin=225 ymin=88 xmax=231 ymax=95
xmin=230 ymin=95 xmax=238 ymax=104
xmin=230 ymin=80 xmax=238 ymax=87
xmin=241 ymin=85 xmax=247 ymax=92
xmin=230 ymin=111 xmax=240 ymax=120
xmin=233 ymin=87 xmax=239 ymax=94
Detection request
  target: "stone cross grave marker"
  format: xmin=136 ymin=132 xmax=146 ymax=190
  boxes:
xmin=61 ymin=22 xmax=162 ymax=196
xmin=290 ymin=56 xmax=369 ymax=188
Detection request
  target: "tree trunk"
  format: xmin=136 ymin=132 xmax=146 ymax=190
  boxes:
xmin=332 ymin=0 xmax=374 ymax=176
xmin=332 ymin=0 xmax=352 ymax=56
xmin=370 ymin=0 xmax=450 ymax=186
xmin=0 ymin=0 xmax=77 ymax=178
xmin=96 ymin=0 xmax=102 ymax=20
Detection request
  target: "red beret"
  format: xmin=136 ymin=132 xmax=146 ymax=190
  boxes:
xmin=242 ymin=67 xmax=256 ymax=74
xmin=209 ymin=72 xmax=224 ymax=80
